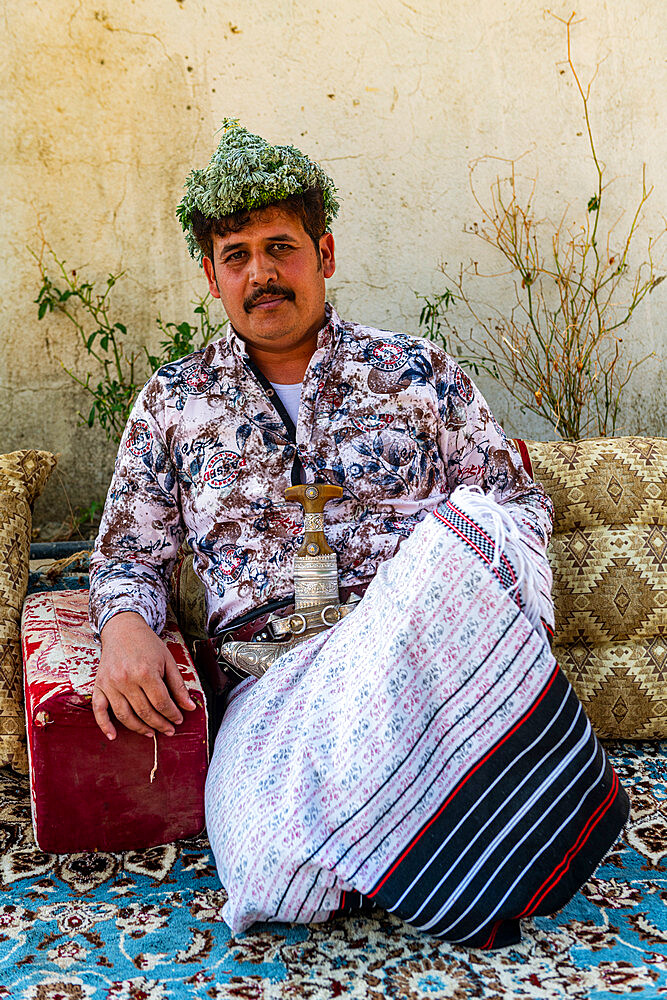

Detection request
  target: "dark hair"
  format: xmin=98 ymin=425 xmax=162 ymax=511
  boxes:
xmin=191 ymin=187 xmax=327 ymax=264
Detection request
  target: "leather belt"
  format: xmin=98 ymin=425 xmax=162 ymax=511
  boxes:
xmin=215 ymin=582 xmax=369 ymax=647
xmin=211 ymin=581 xmax=370 ymax=681
xmin=254 ymin=599 xmax=358 ymax=640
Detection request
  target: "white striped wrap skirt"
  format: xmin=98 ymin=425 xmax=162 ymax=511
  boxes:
xmin=204 ymin=489 xmax=629 ymax=948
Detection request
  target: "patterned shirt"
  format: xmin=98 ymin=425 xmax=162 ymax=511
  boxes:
xmin=89 ymin=305 xmax=554 ymax=637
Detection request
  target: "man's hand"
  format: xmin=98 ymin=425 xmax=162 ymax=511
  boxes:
xmin=93 ymin=611 xmax=196 ymax=740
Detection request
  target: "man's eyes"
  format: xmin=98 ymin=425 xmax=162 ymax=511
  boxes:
xmin=223 ymin=243 xmax=294 ymax=264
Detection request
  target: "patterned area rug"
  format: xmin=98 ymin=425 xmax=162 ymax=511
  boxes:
xmin=1 ymin=741 xmax=665 ymax=999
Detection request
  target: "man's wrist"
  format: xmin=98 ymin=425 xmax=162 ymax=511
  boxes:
xmin=99 ymin=610 xmax=153 ymax=645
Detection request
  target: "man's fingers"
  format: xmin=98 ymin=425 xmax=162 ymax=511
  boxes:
xmin=164 ymin=658 xmax=197 ymax=712
xmin=123 ymin=685 xmax=179 ymax=736
xmin=141 ymin=668 xmax=184 ymax=728
xmin=105 ymin=690 xmax=160 ymax=738
xmin=93 ymin=686 xmax=154 ymax=740
xmin=94 ymin=625 xmax=193 ymax=739
xmin=92 ymin=687 xmax=117 ymax=741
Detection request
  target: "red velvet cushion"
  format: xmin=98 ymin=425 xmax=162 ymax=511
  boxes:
xmin=21 ymin=590 xmax=208 ymax=853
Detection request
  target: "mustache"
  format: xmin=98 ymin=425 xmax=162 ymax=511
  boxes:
xmin=244 ymin=283 xmax=296 ymax=311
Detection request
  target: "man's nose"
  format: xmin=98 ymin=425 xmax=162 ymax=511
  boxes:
xmin=248 ymin=251 xmax=278 ymax=285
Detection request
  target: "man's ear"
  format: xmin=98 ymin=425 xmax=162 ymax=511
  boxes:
xmin=203 ymin=256 xmax=221 ymax=299
xmin=319 ymin=233 xmax=336 ymax=279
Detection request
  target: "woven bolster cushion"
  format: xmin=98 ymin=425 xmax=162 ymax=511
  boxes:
xmin=524 ymin=436 xmax=666 ymax=739
xmin=21 ymin=589 xmax=209 ymax=853
xmin=0 ymin=449 xmax=57 ymax=770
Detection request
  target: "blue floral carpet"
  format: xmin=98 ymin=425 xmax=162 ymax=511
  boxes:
xmin=1 ymin=741 xmax=665 ymax=999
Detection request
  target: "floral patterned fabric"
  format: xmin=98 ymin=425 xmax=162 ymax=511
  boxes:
xmin=0 ymin=740 xmax=664 ymax=998
xmin=89 ymin=306 xmax=553 ymax=638
xmin=22 ymin=590 xmax=203 ymax=718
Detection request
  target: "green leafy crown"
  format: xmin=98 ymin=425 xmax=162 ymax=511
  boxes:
xmin=176 ymin=119 xmax=340 ymax=265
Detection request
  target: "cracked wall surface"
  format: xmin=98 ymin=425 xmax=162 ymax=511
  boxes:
xmin=2 ymin=0 xmax=665 ymax=529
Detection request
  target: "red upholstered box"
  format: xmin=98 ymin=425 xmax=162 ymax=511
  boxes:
xmin=21 ymin=590 xmax=208 ymax=854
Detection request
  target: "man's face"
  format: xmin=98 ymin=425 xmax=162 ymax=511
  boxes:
xmin=203 ymin=206 xmax=335 ymax=364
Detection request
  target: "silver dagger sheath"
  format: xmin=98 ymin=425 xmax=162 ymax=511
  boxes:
xmin=216 ymin=483 xmax=359 ymax=678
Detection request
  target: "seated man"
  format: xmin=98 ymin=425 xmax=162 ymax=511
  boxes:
xmin=89 ymin=121 xmax=628 ymax=948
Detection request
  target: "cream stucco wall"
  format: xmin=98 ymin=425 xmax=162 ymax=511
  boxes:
xmin=2 ymin=0 xmax=665 ymax=529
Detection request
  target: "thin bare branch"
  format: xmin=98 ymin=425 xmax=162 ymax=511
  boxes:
xmin=422 ymin=13 xmax=663 ymax=440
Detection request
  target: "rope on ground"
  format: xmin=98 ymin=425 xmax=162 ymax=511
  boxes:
xmin=43 ymin=550 xmax=91 ymax=581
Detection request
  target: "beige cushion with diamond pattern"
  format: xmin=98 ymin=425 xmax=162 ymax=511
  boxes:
xmin=0 ymin=450 xmax=57 ymax=769
xmin=525 ymin=437 xmax=666 ymax=739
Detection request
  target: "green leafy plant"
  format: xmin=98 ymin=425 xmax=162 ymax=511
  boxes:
xmin=415 ymin=290 xmax=456 ymax=346
xmin=34 ymin=243 xmax=226 ymax=444
xmin=71 ymin=498 xmax=105 ymax=535
xmin=418 ymin=12 xmax=665 ymax=441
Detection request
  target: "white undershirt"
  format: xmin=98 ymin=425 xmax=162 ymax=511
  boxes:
xmin=270 ymin=381 xmax=302 ymax=428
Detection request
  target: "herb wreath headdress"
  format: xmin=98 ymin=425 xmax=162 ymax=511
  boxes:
xmin=177 ymin=119 xmax=340 ymax=265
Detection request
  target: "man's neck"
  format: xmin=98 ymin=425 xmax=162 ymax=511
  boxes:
xmin=246 ymin=347 xmax=311 ymax=384
xmin=245 ymin=334 xmax=318 ymax=384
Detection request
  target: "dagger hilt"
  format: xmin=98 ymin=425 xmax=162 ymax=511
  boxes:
xmin=284 ymin=483 xmax=343 ymax=610
xmin=284 ymin=483 xmax=343 ymax=557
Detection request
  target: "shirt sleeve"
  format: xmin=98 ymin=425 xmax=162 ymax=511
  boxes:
xmin=88 ymin=378 xmax=184 ymax=637
xmin=434 ymin=355 xmax=553 ymax=542
xmin=434 ymin=354 xmax=555 ymax=630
